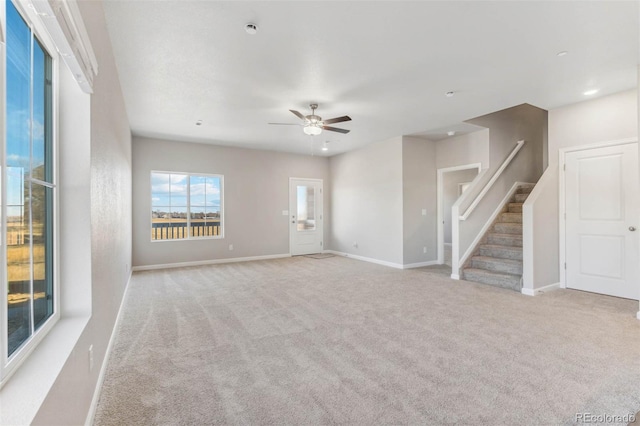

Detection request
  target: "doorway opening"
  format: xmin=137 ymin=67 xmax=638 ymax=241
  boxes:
xmin=437 ymin=164 xmax=481 ymax=266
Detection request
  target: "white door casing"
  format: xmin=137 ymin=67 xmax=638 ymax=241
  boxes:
xmin=289 ymin=178 xmax=323 ymax=256
xmin=565 ymin=142 xmax=639 ymax=300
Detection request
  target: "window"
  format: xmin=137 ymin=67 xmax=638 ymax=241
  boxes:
xmin=3 ymin=0 xmax=57 ymax=364
xmin=151 ymin=172 xmax=223 ymax=241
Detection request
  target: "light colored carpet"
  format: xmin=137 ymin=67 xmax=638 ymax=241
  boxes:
xmin=94 ymin=256 xmax=640 ymax=425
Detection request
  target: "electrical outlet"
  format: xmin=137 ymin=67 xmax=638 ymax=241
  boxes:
xmin=228 ymin=244 xmax=234 ymax=251
xmin=353 ymin=242 xmax=358 ymax=248
xmin=89 ymin=345 xmax=94 ymax=372
xmin=423 ymin=247 xmax=427 ymax=254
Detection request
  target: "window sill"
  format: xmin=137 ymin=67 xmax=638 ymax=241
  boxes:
xmin=0 ymin=315 xmax=90 ymax=425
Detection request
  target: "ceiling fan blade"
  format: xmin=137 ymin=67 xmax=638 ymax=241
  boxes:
xmin=268 ymin=122 xmax=300 ymax=125
xmin=322 ymin=125 xmax=350 ymax=134
xmin=323 ymin=115 xmax=351 ymax=125
xmin=289 ymin=110 xmax=306 ymax=120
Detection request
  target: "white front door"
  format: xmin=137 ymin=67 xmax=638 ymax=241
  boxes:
xmin=565 ymin=142 xmax=639 ymax=300
xmin=290 ymin=178 xmax=323 ymax=256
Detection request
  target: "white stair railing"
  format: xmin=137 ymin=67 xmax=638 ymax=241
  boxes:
xmin=459 ymin=140 xmax=525 ymax=220
xmin=451 ymin=140 xmax=526 ymax=279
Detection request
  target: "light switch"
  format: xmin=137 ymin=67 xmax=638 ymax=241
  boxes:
xmin=421 ymin=209 xmax=427 ymax=216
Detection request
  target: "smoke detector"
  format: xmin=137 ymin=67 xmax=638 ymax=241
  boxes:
xmin=245 ymin=23 xmax=258 ymax=35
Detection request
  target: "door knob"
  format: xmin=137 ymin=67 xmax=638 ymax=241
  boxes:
xmin=630 ymin=226 xmax=637 ymax=232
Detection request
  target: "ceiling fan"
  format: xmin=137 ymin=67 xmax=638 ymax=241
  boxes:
xmin=269 ymin=104 xmax=351 ymax=135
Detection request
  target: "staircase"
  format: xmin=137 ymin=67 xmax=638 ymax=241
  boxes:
xmin=462 ymin=184 xmax=534 ymax=291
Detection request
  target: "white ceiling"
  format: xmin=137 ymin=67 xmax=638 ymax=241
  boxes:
xmin=102 ymin=1 xmax=638 ymax=156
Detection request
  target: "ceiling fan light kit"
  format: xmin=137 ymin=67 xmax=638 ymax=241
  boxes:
xmin=303 ymin=125 xmax=323 ymax=136
xmin=270 ymin=103 xmax=351 ymax=136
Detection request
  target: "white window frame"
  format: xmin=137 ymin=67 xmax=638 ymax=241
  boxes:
xmin=150 ymin=171 xmax=224 ymax=242
xmin=0 ymin=0 xmax=61 ymax=387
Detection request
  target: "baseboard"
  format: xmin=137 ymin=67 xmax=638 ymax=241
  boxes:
xmin=521 ymin=282 xmax=561 ymax=296
xmin=324 ymin=250 xmax=404 ymax=269
xmin=450 ymin=273 xmax=460 ymax=280
xmin=403 ymin=260 xmax=439 ymax=269
xmin=85 ymin=268 xmax=133 ymax=426
xmin=131 ymin=253 xmax=291 ymax=272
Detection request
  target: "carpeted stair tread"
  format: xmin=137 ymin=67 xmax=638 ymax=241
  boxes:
xmin=515 ymin=193 xmax=530 ymax=203
xmin=462 ymin=268 xmax=522 ymax=291
xmin=479 ymin=244 xmax=523 ymax=260
xmin=494 ymin=222 xmax=523 ymax=234
xmin=471 ymin=255 xmax=523 ymax=275
xmin=499 ymin=212 xmax=523 ymax=223
xmin=516 ymin=185 xmax=534 ymax=194
xmin=487 ymin=233 xmax=523 ymax=247
xmin=508 ymin=203 xmax=523 ymax=213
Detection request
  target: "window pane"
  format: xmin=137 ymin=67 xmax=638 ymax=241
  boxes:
xmin=190 ymin=175 xmax=221 ymax=238
xmin=7 ymin=171 xmax=32 ymax=355
xmin=151 ymin=172 xmax=171 ymax=208
xmin=151 ymin=207 xmax=170 ymax=240
xmin=31 ymin=41 xmax=53 ymax=183
xmin=6 ymin=2 xmax=31 ymax=180
xmin=296 ymin=185 xmax=316 ymax=231
xmin=32 ymin=185 xmax=54 ymax=330
xmin=169 ymin=173 xmax=187 ymax=207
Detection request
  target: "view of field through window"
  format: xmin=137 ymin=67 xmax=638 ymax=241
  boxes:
xmin=151 ymin=172 xmax=222 ymax=240
xmin=5 ymin=0 xmax=55 ymax=357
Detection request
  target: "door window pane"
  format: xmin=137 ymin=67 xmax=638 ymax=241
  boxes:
xmin=296 ymin=185 xmax=316 ymax=231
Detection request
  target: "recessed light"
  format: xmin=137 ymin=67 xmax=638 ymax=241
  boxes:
xmin=196 ymin=120 xmax=203 ymax=126
xmin=245 ymin=23 xmax=258 ymax=35
xmin=447 ymin=131 xmax=456 ymax=136
xmin=583 ymin=89 xmax=599 ymax=96
xmin=557 ymin=51 xmax=568 ymax=57
xmin=445 ymin=91 xmax=454 ymax=98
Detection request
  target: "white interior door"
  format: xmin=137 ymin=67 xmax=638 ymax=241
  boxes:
xmin=565 ymin=142 xmax=639 ymax=300
xmin=290 ymin=178 xmax=323 ymax=256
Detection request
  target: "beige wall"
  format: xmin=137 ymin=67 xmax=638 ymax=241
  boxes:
xmin=32 ymin=1 xmax=133 ymax=424
xmin=402 ymin=137 xmax=437 ymax=265
xmin=132 ymin=137 xmax=330 ymax=267
xmin=330 ymin=137 xmax=404 ymax=265
xmin=549 ymin=89 xmax=637 ymax=159
xmin=436 ymin=129 xmax=490 ymax=170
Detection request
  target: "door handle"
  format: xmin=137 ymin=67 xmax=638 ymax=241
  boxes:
xmin=630 ymin=226 xmax=637 ymax=232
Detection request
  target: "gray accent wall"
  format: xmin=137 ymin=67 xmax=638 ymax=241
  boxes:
xmin=132 ymin=137 xmax=330 ymax=267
